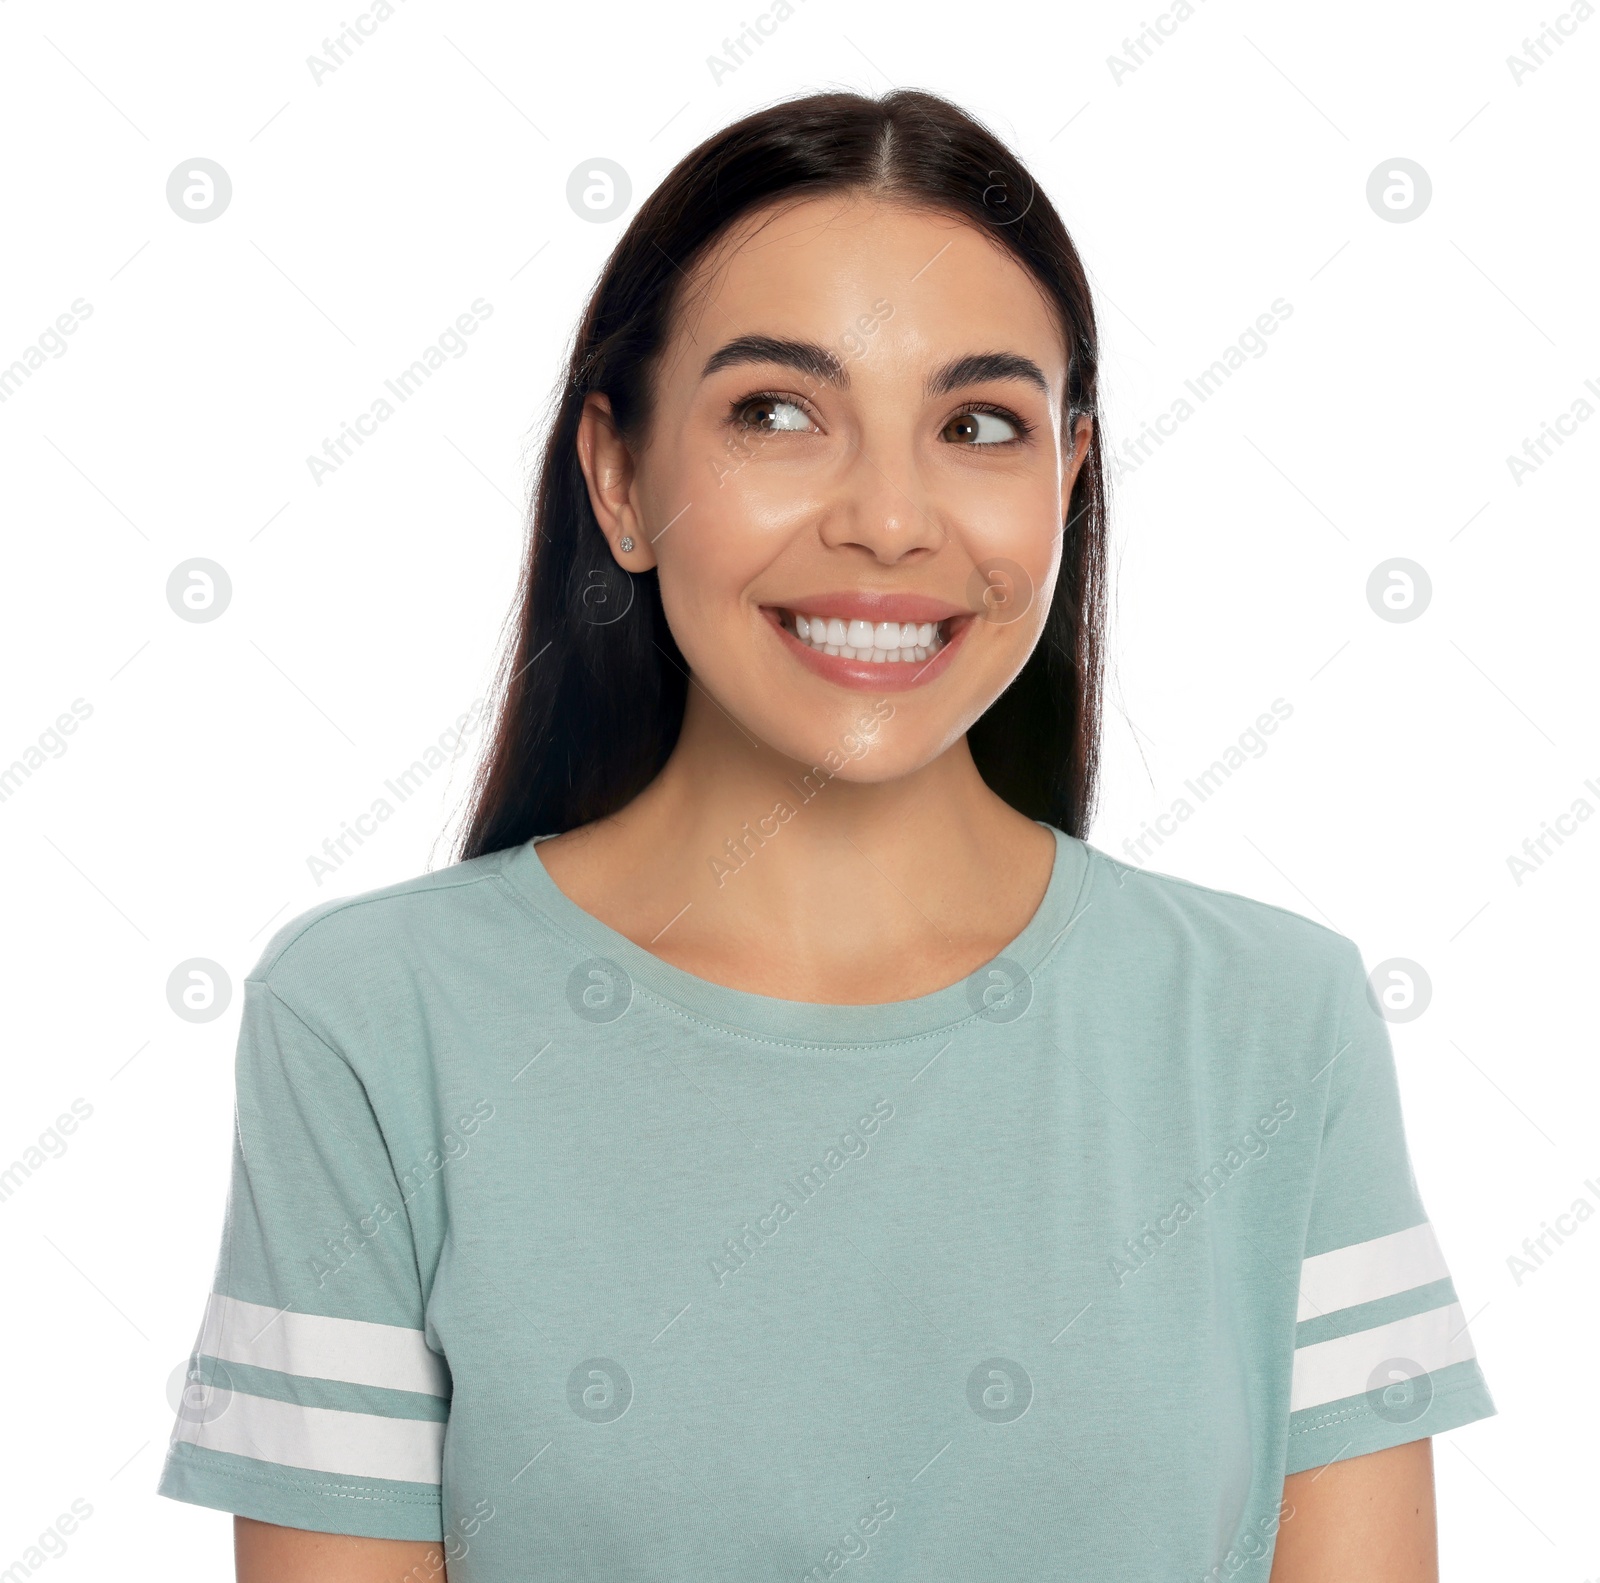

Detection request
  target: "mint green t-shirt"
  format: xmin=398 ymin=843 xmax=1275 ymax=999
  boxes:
xmin=157 ymin=826 xmax=1495 ymax=1580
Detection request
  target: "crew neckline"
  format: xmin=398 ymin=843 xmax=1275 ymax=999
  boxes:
xmin=493 ymin=823 xmax=1096 ymax=1047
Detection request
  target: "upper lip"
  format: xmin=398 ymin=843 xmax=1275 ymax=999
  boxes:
xmin=762 ymin=591 xmax=969 ymax=624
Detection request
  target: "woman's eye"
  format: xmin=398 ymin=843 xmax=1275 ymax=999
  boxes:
xmin=942 ymin=408 xmax=1021 ymax=445
xmin=733 ymin=395 xmax=816 ymax=432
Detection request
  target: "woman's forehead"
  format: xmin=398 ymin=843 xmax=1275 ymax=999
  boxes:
xmin=664 ymin=194 xmax=1067 ymax=375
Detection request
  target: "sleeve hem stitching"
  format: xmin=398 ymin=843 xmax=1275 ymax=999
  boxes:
xmin=1288 ymin=1376 xmax=1488 ymax=1436
xmin=167 ymin=1449 xmax=441 ymax=1507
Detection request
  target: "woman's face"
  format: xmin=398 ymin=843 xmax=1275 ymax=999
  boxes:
xmin=580 ymin=194 xmax=1090 ymax=782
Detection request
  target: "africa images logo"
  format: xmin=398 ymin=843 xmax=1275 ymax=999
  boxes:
xmin=1109 ymin=1101 xmax=1295 ymax=1285
xmin=708 ymin=1100 xmax=895 ymax=1286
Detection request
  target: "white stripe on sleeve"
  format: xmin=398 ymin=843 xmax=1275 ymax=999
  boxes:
xmin=1290 ymin=1300 xmax=1477 ymax=1412
xmin=1296 ymin=1221 xmax=1450 ymax=1322
xmin=172 ymin=1388 xmax=445 ymax=1485
xmin=196 ymin=1292 xmax=449 ymax=1398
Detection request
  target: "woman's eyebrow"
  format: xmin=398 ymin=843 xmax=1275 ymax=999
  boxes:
xmin=701 ymin=335 xmax=848 ymax=387
xmin=699 ymin=337 xmax=1050 ymax=400
xmin=926 ymin=351 xmax=1049 ymax=398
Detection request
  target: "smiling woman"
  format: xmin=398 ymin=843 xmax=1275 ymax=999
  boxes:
xmin=157 ymin=89 xmax=1494 ymax=1583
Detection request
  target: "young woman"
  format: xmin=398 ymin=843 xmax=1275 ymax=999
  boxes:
xmin=159 ymin=90 xmax=1495 ymax=1582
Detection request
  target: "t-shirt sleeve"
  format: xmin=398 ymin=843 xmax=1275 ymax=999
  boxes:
xmin=156 ymin=974 xmax=449 ymax=1541
xmin=1284 ymin=940 xmax=1497 ymax=1476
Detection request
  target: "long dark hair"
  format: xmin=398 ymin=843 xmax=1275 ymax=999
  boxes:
xmin=457 ymin=88 xmax=1108 ymax=861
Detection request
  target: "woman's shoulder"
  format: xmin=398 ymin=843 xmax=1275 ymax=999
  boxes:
xmin=1075 ymin=840 xmax=1365 ymax=993
xmin=244 ymin=844 xmax=532 ymax=1021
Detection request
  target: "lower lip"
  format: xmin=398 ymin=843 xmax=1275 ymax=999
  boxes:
xmin=761 ymin=609 xmax=974 ymax=692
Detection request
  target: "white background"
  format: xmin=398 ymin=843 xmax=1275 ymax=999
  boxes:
xmin=1 ymin=0 xmax=1593 ymax=1576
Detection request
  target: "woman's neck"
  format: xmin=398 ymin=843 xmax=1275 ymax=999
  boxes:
xmin=531 ymin=691 xmax=1057 ymax=1003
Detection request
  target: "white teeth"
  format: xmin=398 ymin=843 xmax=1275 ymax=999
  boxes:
xmin=783 ymin=608 xmax=946 ymax=661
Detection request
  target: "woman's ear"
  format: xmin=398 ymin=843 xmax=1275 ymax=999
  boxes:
xmin=575 ymin=391 xmax=658 ymax=570
xmin=1062 ymin=412 xmax=1093 ymax=523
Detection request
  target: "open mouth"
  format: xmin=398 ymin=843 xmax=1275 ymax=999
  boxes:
xmin=772 ymin=609 xmax=952 ymax=664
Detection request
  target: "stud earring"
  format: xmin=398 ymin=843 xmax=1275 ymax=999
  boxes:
xmin=619 ymin=535 xmax=635 ymax=552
